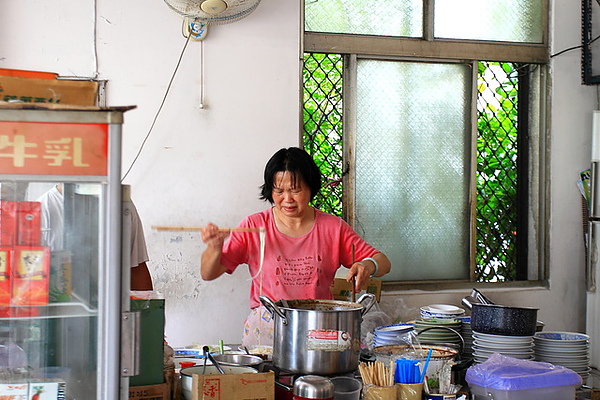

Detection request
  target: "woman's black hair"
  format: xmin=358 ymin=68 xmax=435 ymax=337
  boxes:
xmin=259 ymin=147 xmax=322 ymax=203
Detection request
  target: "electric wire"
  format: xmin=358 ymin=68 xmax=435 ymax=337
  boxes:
xmin=93 ymin=0 xmax=99 ymax=79
xmin=551 ymin=34 xmax=600 ymax=59
xmin=121 ymin=30 xmax=192 ymax=182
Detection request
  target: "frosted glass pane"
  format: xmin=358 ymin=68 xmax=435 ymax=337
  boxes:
xmin=435 ymin=0 xmax=544 ymax=43
xmin=354 ymin=60 xmax=471 ymax=281
xmin=305 ymin=0 xmax=422 ymax=38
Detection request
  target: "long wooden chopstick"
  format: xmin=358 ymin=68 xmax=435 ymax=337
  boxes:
xmin=351 ymin=244 xmax=356 ymax=302
xmin=152 ymin=226 xmax=262 ymax=233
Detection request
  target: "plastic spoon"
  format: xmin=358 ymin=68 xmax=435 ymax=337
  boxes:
xmin=420 ymin=348 xmax=433 ymax=383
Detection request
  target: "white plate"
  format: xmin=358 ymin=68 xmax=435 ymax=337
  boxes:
xmin=534 ymin=348 xmax=588 ymax=356
xmin=176 ymin=344 xmax=232 ymax=357
xmin=473 ymin=346 xmax=534 ymax=356
xmin=545 ymin=361 xmax=590 ymax=369
xmin=422 ymin=304 xmax=465 ymax=315
xmin=533 ymin=341 xmax=589 ymax=350
xmin=375 ymin=324 xmax=414 ymax=335
xmin=474 ymin=338 xmax=532 ymax=349
xmin=473 ymin=352 xmax=533 ymax=361
xmin=473 ymin=332 xmax=533 ymax=343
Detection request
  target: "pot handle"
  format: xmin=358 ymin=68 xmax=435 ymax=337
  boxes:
xmin=259 ymin=295 xmax=288 ymax=325
xmin=356 ymin=293 xmax=376 ymax=316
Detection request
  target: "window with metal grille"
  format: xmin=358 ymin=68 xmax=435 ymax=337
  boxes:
xmin=303 ymin=55 xmax=536 ymax=283
xmin=302 ymin=0 xmax=548 ymax=285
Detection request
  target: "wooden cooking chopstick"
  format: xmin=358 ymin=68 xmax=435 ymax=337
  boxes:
xmin=152 ymin=226 xmax=262 ymax=233
xmin=351 ymin=244 xmax=356 ymax=302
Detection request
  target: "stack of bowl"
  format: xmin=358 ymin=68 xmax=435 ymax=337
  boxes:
xmin=533 ymin=331 xmax=590 ymax=380
xmin=415 ymin=304 xmax=465 ymax=348
xmin=373 ymin=323 xmax=415 ymax=347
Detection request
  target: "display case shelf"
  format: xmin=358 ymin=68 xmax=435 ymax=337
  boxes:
xmin=0 ymin=301 xmax=98 ymax=321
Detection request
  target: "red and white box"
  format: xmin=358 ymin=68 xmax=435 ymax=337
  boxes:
xmin=12 ymin=246 xmax=50 ymax=305
xmin=16 ymin=201 xmax=42 ymax=246
xmin=0 ymin=382 xmax=28 ymax=400
xmin=0 ymin=200 xmax=17 ymax=246
xmin=0 ymin=247 xmax=12 ymax=306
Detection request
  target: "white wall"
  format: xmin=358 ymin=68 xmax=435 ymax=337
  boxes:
xmin=1 ymin=0 xmax=597 ymax=348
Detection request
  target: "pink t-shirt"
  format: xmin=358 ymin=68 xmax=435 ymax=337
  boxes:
xmin=221 ymin=208 xmax=380 ymax=308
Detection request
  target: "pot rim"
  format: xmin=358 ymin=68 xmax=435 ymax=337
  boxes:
xmin=276 ymin=298 xmax=364 ymax=312
xmin=180 ymin=365 xmax=258 ymax=377
xmin=471 ymin=303 xmax=539 ymax=311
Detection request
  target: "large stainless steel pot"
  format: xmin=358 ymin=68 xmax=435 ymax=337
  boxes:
xmin=260 ymin=293 xmax=376 ymax=375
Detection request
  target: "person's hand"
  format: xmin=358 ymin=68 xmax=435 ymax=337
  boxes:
xmin=346 ymin=261 xmax=373 ymax=293
xmin=201 ymin=223 xmax=230 ymax=247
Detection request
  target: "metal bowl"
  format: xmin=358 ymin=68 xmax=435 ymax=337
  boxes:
xmin=212 ymin=353 xmax=263 ymax=367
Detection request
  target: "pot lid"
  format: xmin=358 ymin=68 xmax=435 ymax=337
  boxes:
xmin=293 ymin=375 xmax=334 ymax=398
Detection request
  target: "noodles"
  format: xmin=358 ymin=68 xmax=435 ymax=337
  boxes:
xmin=249 ymin=227 xmax=266 ymax=280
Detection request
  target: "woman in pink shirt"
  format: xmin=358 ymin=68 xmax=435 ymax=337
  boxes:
xmin=201 ymin=147 xmax=391 ymax=346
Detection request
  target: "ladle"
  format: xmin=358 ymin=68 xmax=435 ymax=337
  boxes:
xmin=202 ymin=346 xmax=208 ymax=374
xmin=203 ymin=345 xmax=225 ymax=374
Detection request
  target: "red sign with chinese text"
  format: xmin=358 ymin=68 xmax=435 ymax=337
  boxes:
xmin=0 ymin=121 xmax=108 ymax=176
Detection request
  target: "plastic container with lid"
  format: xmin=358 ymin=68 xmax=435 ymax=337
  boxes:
xmin=465 ymin=353 xmax=582 ymax=400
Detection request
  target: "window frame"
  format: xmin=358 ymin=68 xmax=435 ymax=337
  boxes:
xmin=302 ymin=1 xmax=550 ymax=291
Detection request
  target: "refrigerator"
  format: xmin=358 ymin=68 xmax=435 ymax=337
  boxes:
xmin=0 ymin=105 xmax=135 ymax=399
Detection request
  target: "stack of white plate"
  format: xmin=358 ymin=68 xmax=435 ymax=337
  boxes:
xmin=534 ymin=331 xmax=590 ymax=379
xmin=414 ymin=318 xmax=463 ymax=346
xmin=373 ymin=323 xmax=415 ymax=347
xmin=459 ymin=316 xmax=474 ymax=358
xmin=420 ymin=304 xmax=466 ymax=320
xmin=472 ymin=331 xmax=534 ymax=363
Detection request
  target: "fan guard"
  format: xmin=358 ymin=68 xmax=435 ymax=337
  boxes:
xmin=164 ymin=0 xmax=261 ymax=24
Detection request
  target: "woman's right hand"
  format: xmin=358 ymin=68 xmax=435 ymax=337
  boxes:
xmin=201 ymin=223 xmax=230 ymax=247
xmin=200 ymin=223 xmax=230 ymax=280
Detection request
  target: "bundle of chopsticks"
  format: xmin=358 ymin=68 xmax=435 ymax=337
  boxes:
xmin=358 ymin=361 xmax=395 ymax=387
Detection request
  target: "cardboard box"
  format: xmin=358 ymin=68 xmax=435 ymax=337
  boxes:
xmin=0 ymin=68 xmax=57 ymax=79
xmin=0 ymin=382 xmax=28 ymax=399
xmin=0 ymin=380 xmax=66 ymax=400
xmin=0 ymin=200 xmax=17 ymax=246
xmin=49 ymin=250 xmax=72 ymax=302
xmin=28 ymin=380 xmax=67 ymax=400
xmin=0 ymin=247 xmax=12 ymax=306
xmin=0 ymin=75 xmax=98 ymax=106
xmin=330 ymin=277 xmax=382 ymax=302
xmin=16 ymin=201 xmax=42 ymax=246
xmin=129 ymin=383 xmax=170 ymax=400
xmin=12 ymin=246 xmax=50 ymax=305
xmin=191 ymin=371 xmax=274 ymax=400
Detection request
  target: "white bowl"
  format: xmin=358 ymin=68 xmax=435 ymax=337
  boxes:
xmin=534 ymin=331 xmax=590 ymax=343
xmin=423 ymin=304 xmax=465 ymax=315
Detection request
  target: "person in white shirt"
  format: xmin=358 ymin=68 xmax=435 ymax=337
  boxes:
xmin=37 ymin=184 xmax=153 ymax=290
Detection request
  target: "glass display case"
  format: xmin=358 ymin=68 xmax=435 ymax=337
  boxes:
xmin=0 ymin=105 xmax=132 ymax=399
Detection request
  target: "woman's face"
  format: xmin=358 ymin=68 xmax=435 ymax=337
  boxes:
xmin=272 ymin=171 xmax=312 ymax=218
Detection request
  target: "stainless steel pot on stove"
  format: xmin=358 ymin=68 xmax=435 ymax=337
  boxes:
xmin=260 ymin=293 xmax=376 ymax=376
